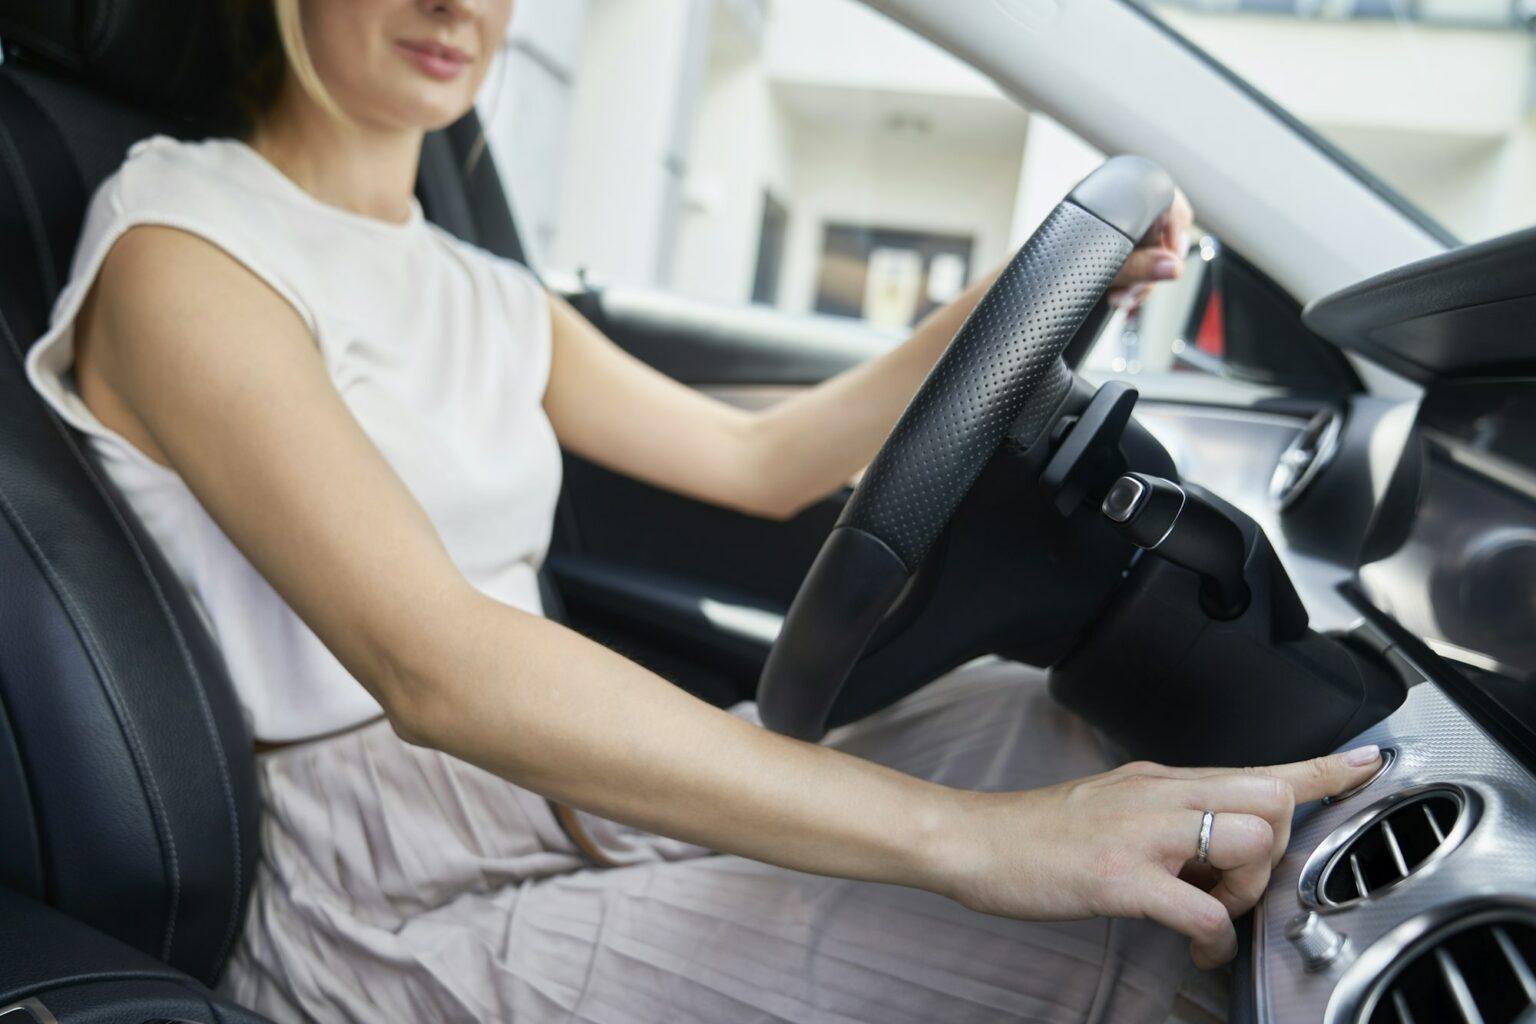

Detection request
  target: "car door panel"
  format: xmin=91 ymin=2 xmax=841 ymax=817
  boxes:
xmin=563 ymin=285 xmax=898 ymax=386
xmin=548 ymin=285 xmax=880 ymax=705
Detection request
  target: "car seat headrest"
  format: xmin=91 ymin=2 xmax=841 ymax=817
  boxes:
xmin=0 ymin=0 xmax=234 ymax=121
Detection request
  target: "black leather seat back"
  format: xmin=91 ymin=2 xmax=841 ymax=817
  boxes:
xmin=0 ymin=60 xmax=259 ymax=987
xmin=0 ymin=0 xmax=552 ymax=988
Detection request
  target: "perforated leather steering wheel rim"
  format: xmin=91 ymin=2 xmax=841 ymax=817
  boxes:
xmin=756 ymin=156 xmax=1177 ymax=741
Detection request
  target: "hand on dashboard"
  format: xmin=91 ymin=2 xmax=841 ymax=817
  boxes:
xmin=932 ymin=743 xmax=1383 ymax=969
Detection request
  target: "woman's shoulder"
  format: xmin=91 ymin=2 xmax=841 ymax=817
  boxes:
xmin=120 ymin=131 xmax=221 ymax=168
xmin=104 ymin=133 xmax=256 ymax=218
xmin=64 ymin=134 xmax=322 ymax=337
xmin=69 ymin=134 xmax=268 ymax=263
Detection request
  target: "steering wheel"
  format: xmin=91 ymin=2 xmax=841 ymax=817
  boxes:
xmin=757 ymin=156 xmax=1177 ymax=741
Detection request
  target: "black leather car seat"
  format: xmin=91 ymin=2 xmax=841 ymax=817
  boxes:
xmin=0 ymin=0 xmax=550 ymax=991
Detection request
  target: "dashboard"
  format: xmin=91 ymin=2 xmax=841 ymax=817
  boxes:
xmin=1356 ymin=381 xmax=1536 ymax=683
xmin=1245 ymin=230 xmax=1536 ymax=1023
xmin=1245 ymin=379 xmax=1536 ymax=1021
xmin=1251 ymin=650 xmax=1536 ymax=1024
xmin=1129 ymin=383 xmax=1536 ymax=1022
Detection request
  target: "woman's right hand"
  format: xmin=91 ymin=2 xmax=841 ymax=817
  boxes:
xmin=932 ymin=745 xmax=1385 ymax=968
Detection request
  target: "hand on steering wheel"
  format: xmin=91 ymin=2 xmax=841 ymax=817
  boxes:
xmin=1107 ymin=187 xmax=1195 ymax=312
xmin=930 ymin=745 xmax=1384 ymax=969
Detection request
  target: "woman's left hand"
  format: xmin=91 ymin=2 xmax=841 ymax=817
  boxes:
xmin=1107 ymin=186 xmax=1195 ymax=313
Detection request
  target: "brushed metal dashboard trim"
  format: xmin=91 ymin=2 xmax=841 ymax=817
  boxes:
xmin=1297 ymin=783 xmax=1479 ymax=911
xmin=1322 ymin=897 xmax=1536 ymax=1024
xmin=1270 ymin=408 xmax=1344 ymax=511
xmin=1254 ymin=675 xmax=1536 ymax=1022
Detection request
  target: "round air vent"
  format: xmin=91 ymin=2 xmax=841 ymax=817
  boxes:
xmin=1270 ymin=407 xmax=1344 ymax=509
xmin=1351 ymin=906 xmax=1536 ymax=1024
xmin=1301 ymin=786 xmax=1476 ymax=909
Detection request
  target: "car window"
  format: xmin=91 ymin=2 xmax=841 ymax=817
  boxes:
xmin=484 ymin=0 xmax=1095 ymax=330
xmin=483 ymin=0 xmax=1351 ymax=399
xmin=1135 ymin=0 xmax=1535 ymax=246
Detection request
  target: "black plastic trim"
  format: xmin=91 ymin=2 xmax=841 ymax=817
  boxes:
xmin=1303 ymin=227 xmax=1536 ymax=382
xmin=1215 ymin=245 xmax=1363 ymax=395
xmin=546 ymin=555 xmax=780 ymax=675
xmin=568 ymin=285 xmax=895 ymax=386
xmin=1339 ymin=582 xmax=1536 ymax=778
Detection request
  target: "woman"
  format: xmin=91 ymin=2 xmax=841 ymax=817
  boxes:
xmin=24 ymin=0 xmax=1382 ymax=1021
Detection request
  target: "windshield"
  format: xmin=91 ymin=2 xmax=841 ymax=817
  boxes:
xmin=1137 ymin=0 xmax=1535 ymax=246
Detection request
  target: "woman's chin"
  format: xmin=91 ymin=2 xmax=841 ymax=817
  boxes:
xmin=399 ymin=93 xmax=480 ymax=132
xmin=357 ymin=96 xmax=477 ymax=134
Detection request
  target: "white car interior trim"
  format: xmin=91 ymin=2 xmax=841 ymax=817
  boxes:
xmin=862 ymin=0 xmax=1446 ymax=309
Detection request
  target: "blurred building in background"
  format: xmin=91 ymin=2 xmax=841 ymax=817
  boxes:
xmin=483 ymin=0 xmax=1534 ymax=335
xmin=1157 ymin=0 xmax=1536 ymax=248
xmin=484 ymin=0 xmax=1084 ymax=328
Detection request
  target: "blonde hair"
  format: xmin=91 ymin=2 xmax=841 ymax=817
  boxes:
xmin=272 ymin=0 xmax=349 ymax=124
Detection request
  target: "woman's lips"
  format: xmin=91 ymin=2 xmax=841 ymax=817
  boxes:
xmin=395 ymin=39 xmax=471 ymax=81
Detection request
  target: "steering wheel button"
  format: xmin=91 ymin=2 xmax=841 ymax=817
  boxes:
xmin=1102 ymin=476 xmax=1147 ymax=523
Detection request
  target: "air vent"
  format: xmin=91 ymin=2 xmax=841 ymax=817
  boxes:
xmin=1309 ymin=788 xmax=1470 ymax=908
xmin=1270 ymin=407 xmax=1343 ymax=509
xmin=1360 ymin=911 xmax=1536 ymax=1024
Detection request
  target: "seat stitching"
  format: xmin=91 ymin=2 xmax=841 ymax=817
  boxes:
xmin=0 ymin=88 xmax=248 ymax=970
xmin=3 ymin=305 xmax=247 ymax=971
xmin=0 ymin=85 xmax=233 ymax=964
xmin=0 ymin=315 xmax=180 ymax=959
xmin=0 ymin=468 xmax=183 ymax=960
xmin=0 ymin=118 xmax=58 ymax=299
xmin=25 ymin=346 xmax=247 ymax=970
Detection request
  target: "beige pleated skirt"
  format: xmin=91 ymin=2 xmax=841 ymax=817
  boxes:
xmin=216 ymin=660 xmax=1228 ymax=1023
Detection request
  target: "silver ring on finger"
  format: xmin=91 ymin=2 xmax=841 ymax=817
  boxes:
xmin=1197 ymin=810 xmax=1215 ymax=865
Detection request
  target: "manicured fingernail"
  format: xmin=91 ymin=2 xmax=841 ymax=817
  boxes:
xmin=1343 ymin=744 xmax=1380 ymax=767
xmin=1154 ymin=257 xmax=1181 ymax=280
xmin=1175 ymin=230 xmax=1190 ymax=256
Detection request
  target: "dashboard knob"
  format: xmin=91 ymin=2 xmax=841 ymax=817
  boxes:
xmin=1286 ymin=911 xmax=1347 ymax=971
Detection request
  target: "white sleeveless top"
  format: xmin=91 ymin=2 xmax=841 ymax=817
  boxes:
xmin=24 ymin=134 xmax=563 ymax=743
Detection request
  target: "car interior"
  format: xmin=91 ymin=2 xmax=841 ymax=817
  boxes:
xmin=2 ymin=1 xmax=1535 ymax=1023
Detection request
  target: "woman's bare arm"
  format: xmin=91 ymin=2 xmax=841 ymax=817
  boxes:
xmin=542 ymin=269 xmax=1002 ymax=521
xmin=82 ymin=225 xmax=961 ymax=887
xmin=83 ymin=220 xmax=1374 ymax=970
xmin=545 ymin=191 xmax=1192 ymax=520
